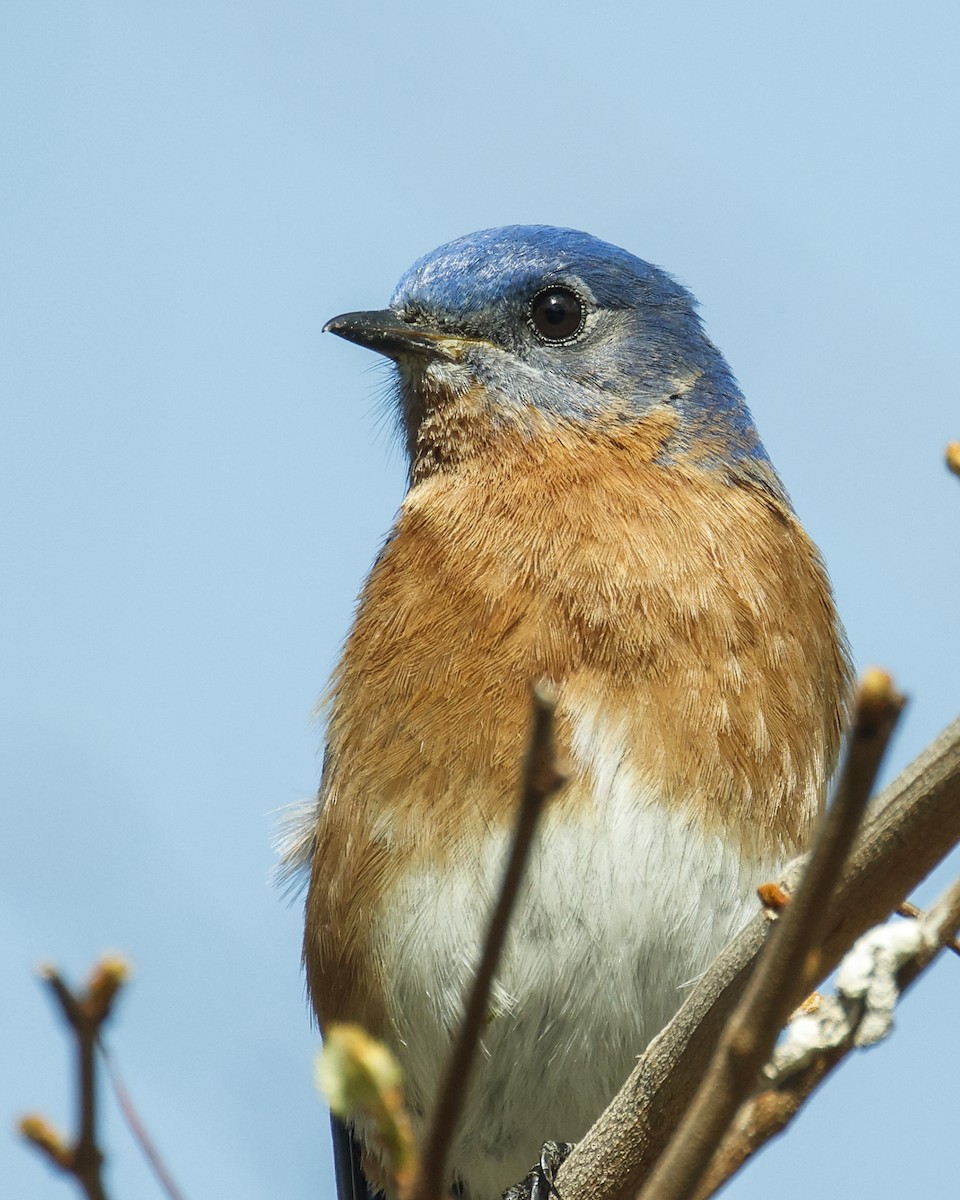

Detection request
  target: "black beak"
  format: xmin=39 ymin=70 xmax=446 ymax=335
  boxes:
xmin=323 ymin=309 xmax=454 ymax=360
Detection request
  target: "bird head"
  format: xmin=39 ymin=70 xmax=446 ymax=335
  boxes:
xmin=325 ymin=225 xmax=786 ymax=502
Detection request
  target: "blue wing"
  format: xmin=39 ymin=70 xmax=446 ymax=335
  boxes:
xmin=331 ymin=1115 xmax=382 ymax=1200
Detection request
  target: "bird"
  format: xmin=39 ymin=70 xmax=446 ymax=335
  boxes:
xmin=286 ymin=225 xmax=852 ymax=1200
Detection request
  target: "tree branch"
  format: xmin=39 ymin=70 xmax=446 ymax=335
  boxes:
xmin=693 ymin=873 xmax=960 ymax=1198
xmin=554 ymin=708 xmax=960 ymax=1200
xmin=897 ymin=899 xmax=960 ymax=956
xmin=19 ymin=957 xmax=129 ymax=1200
xmin=98 ymin=1038 xmax=188 ymax=1200
xmin=631 ymin=672 xmax=904 ymax=1200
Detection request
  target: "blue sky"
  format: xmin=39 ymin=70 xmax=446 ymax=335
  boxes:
xmin=2 ymin=4 xmax=958 ymax=1198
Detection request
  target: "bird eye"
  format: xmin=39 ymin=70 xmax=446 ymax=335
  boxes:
xmin=528 ymin=287 xmax=586 ymax=343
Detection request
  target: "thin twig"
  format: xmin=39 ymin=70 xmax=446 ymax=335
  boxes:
xmin=555 ymin=708 xmax=960 ymax=1200
xmin=919 ymin=877 xmax=960 ymax=968
xmin=556 ymin=704 xmax=960 ymax=1200
xmin=555 ymin=676 xmax=948 ymax=1200
xmin=45 ymin=965 xmax=108 ymax=1200
xmin=694 ymin=874 xmax=960 ymax=1199
xmin=411 ymin=683 xmax=566 ymax=1200
xmin=898 ymin=899 xmax=960 ymax=956
xmin=634 ymin=671 xmax=904 ymax=1200
xmin=19 ymin=959 xmax=128 ymax=1200
xmin=98 ymin=1038 xmax=188 ymax=1200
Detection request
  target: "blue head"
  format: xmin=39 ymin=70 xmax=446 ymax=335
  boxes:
xmin=326 ymin=225 xmax=787 ymax=503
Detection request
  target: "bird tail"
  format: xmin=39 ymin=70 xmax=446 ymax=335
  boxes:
xmin=331 ymin=1114 xmax=384 ymax=1200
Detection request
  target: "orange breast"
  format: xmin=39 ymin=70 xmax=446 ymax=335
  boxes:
xmin=304 ymin=415 xmax=850 ymax=1031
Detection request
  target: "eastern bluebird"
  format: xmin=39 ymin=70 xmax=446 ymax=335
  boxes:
xmin=287 ymin=226 xmax=851 ymax=1200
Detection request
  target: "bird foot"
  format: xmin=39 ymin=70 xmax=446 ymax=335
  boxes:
xmin=501 ymin=1141 xmax=574 ymax=1200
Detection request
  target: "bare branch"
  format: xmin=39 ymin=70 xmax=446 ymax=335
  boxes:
xmin=412 ymin=683 xmax=566 ymax=1200
xmin=98 ymin=1039 xmax=188 ymax=1200
xmin=694 ymin=874 xmax=960 ymax=1198
xmin=23 ymin=952 xmax=187 ymax=1200
xmin=917 ymin=876 xmax=960 ymax=968
xmin=554 ymin=707 xmax=960 ymax=1200
xmin=898 ymin=899 xmax=960 ymax=957
xmin=631 ymin=671 xmax=903 ymax=1200
xmin=19 ymin=958 xmax=130 ymax=1200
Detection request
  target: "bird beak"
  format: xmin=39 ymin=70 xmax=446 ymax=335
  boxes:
xmin=324 ymin=309 xmax=460 ymax=361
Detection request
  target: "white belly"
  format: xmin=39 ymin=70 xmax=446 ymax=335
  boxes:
xmin=373 ymin=756 xmax=775 ymax=1200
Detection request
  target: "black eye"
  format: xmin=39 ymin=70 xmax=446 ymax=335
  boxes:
xmin=528 ymin=287 xmax=585 ymax=343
